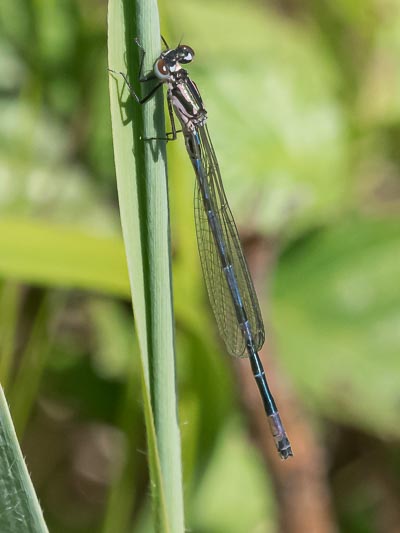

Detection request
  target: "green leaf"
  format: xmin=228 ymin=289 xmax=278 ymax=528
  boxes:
xmin=108 ymin=0 xmax=184 ymax=531
xmin=273 ymin=217 xmax=400 ymax=438
xmin=0 ymin=217 xmax=129 ymax=297
xmin=0 ymin=385 xmax=49 ymax=532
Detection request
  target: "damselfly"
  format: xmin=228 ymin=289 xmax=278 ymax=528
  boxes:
xmin=111 ymin=38 xmax=293 ymax=460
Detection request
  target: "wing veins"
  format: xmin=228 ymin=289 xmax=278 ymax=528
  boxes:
xmin=193 ymin=126 xmax=265 ymax=357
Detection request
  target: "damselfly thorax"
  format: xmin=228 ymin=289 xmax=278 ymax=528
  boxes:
xmin=168 ymin=71 xmax=207 ymax=132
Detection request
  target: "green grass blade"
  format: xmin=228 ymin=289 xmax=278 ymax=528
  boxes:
xmin=108 ymin=1 xmax=184 ymax=531
xmin=8 ymin=294 xmax=59 ymax=438
xmin=0 ymin=386 xmax=49 ymax=533
xmin=0 ymin=282 xmax=21 ymax=390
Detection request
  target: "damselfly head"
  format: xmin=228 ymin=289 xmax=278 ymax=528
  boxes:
xmin=154 ymin=45 xmax=195 ymax=80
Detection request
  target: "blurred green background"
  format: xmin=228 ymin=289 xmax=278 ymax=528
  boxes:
xmin=1 ymin=0 xmax=400 ymax=531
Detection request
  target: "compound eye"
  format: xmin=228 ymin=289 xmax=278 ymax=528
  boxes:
xmin=178 ymin=45 xmax=195 ymax=64
xmin=154 ymin=58 xmax=170 ymax=79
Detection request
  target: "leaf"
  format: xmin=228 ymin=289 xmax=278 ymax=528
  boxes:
xmin=0 ymin=217 xmax=129 ymax=297
xmin=273 ymin=217 xmax=400 ymax=438
xmin=0 ymin=386 xmax=49 ymax=532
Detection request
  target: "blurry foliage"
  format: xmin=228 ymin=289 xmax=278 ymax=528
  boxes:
xmin=0 ymin=0 xmax=399 ymax=532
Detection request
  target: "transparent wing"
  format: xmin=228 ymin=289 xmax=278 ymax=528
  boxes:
xmin=192 ymin=126 xmax=265 ymax=357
